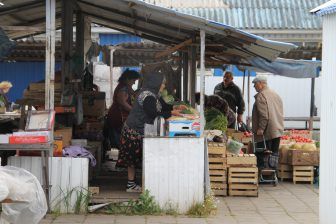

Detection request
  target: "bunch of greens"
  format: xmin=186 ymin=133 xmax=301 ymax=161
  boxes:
xmin=161 ymin=89 xmax=175 ymax=104
xmin=205 ymin=108 xmax=228 ymax=132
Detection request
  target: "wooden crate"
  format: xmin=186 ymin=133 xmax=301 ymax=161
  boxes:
xmin=226 ymin=154 xmax=257 ymax=167
xmin=212 ymin=189 xmax=227 ymax=196
xmin=209 ymin=157 xmax=226 ymax=170
xmin=228 ymin=167 xmax=258 ymax=184
xmin=228 ymin=184 xmax=258 ymax=197
xmin=208 ymin=142 xmax=226 ymax=156
xmin=209 ymin=169 xmax=226 ymax=182
xmin=228 ymin=167 xmax=258 ymax=197
xmin=293 ymin=166 xmax=314 ymax=184
xmin=210 ymin=179 xmax=227 ymax=197
xmin=278 ymin=164 xmax=293 ymax=181
xmin=209 ymin=167 xmax=227 ymax=197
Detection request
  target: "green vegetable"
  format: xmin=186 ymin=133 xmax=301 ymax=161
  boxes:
xmin=163 ymin=95 xmax=175 ymax=104
xmin=205 ymin=108 xmax=222 ymax=122
xmin=204 ymin=108 xmax=228 ymax=132
xmin=161 ymin=89 xmax=168 ymax=97
xmin=181 ymin=109 xmax=193 ymax=114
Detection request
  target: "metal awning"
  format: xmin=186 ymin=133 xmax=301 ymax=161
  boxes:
xmin=0 ymin=0 xmax=296 ymax=66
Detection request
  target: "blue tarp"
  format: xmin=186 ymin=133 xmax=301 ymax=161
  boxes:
xmin=247 ymin=58 xmax=321 ymax=78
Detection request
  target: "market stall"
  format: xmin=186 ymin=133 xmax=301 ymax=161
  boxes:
xmin=0 ymin=0 xmax=316 ymax=215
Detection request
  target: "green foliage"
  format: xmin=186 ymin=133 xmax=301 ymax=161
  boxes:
xmin=187 ymin=195 xmax=217 ymax=217
xmin=163 ymin=95 xmax=175 ymax=104
xmin=132 ymin=190 xmax=162 ymax=215
xmin=51 ymin=187 xmax=91 ymax=214
xmin=205 ymin=108 xmax=228 ymax=132
xmin=106 ymin=190 xmax=162 ymax=215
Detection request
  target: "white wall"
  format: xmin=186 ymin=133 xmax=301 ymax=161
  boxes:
xmin=196 ymin=74 xmax=321 ymax=128
xmin=319 ymin=13 xmax=336 ymax=224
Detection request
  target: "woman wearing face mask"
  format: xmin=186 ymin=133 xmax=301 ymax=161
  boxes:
xmin=116 ymin=69 xmax=181 ymax=192
xmin=106 ymin=69 xmax=141 ymax=149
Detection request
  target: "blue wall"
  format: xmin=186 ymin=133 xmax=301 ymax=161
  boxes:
xmin=99 ymin=33 xmax=141 ymax=46
xmin=214 ymin=67 xmax=257 ymax=77
xmin=0 ymin=62 xmax=61 ymax=102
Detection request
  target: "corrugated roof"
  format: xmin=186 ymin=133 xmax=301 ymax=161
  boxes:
xmin=0 ymin=0 xmax=296 ymax=66
xmin=311 ymin=0 xmax=336 ymax=16
xmin=143 ymin=0 xmax=324 ymax=30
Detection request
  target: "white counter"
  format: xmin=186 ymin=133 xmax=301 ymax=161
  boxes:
xmin=143 ymin=137 xmax=205 ymax=213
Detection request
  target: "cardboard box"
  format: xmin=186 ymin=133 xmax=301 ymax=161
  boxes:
xmin=9 ymin=135 xmax=48 ymax=144
xmin=53 ymin=140 xmax=63 ymax=157
xmin=54 ymin=127 xmax=73 ymax=147
xmin=82 ymin=91 xmax=106 ymax=117
xmin=279 ymin=146 xmax=291 ymax=164
xmin=0 ymin=134 xmax=10 ymax=144
xmin=287 ymin=150 xmax=319 ymax=166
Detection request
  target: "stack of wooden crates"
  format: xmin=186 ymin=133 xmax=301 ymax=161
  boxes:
xmin=278 ymin=131 xmax=317 ymax=184
xmin=227 ymin=154 xmax=258 ymax=197
xmin=208 ymin=142 xmax=227 ymax=196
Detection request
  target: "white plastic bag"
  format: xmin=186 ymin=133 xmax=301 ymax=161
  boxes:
xmin=226 ymin=139 xmax=244 ymax=154
xmin=0 ymin=166 xmax=48 ymax=224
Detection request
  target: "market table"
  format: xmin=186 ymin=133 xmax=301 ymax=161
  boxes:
xmin=0 ymin=142 xmax=52 ymax=211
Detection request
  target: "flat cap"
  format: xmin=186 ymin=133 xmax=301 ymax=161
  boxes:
xmin=252 ymin=75 xmax=268 ymax=83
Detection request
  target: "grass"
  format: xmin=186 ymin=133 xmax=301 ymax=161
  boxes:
xmin=51 ymin=187 xmax=91 ymax=215
xmin=105 ymin=190 xmax=216 ymax=217
xmin=187 ymin=194 xmax=218 ymax=217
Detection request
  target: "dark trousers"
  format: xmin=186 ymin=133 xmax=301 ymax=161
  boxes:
xmin=255 ymin=137 xmax=280 ymax=169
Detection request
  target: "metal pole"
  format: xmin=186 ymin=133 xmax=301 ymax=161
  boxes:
xmin=242 ymin=70 xmax=246 ymax=97
xmin=182 ymin=52 xmax=189 ymax=102
xmin=45 ymin=0 xmax=55 ymax=110
xmin=247 ymin=70 xmax=251 ymax=127
xmin=109 ymin=47 xmax=115 ymax=107
xmin=309 ymin=78 xmax=316 ymax=130
xmin=200 ymin=30 xmax=205 ymax=135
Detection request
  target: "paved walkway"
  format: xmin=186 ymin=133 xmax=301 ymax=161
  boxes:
xmin=40 ymin=182 xmax=319 ymax=224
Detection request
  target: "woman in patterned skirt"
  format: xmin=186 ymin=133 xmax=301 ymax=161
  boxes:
xmin=117 ymin=68 xmax=182 ymax=192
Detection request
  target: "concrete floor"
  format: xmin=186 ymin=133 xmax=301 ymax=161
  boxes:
xmin=39 ymin=182 xmax=319 ymax=224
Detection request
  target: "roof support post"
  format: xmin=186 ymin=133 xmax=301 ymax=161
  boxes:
xmin=309 ymin=77 xmax=316 ymax=130
xmin=182 ymin=52 xmax=189 ymax=102
xmin=200 ymin=30 xmax=205 ymax=135
xmin=45 ymin=0 xmax=55 ymax=111
xmin=75 ymin=11 xmax=91 ymax=80
xmin=61 ymin=0 xmax=74 ymax=91
xmin=188 ymin=41 xmax=197 ymax=106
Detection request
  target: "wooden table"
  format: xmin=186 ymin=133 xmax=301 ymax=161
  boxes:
xmin=0 ymin=143 xmax=53 ymax=211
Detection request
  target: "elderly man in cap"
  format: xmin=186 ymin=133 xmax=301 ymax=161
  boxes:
xmin=252 ymin=75 xmax=284 ymax=169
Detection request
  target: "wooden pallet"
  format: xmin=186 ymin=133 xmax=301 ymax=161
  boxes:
xmin=226 ymin=154 xmax=257 ymax=167
xmin=208 ymin=142 xmax=226 ymax=156
xmin=293 ymin=166 xmax=314 ymax=184
xmin=278 ymin=164 xmax=293 ymax=181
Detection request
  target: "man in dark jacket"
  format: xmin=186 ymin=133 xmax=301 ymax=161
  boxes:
xmin=214 ymin=71 xmax=245 ymax=126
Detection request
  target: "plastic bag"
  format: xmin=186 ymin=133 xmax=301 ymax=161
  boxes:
xmin=226 ymin=139 xmax=244 ymax=154
xmin=0 ymin=166 xmax=48 ymax=224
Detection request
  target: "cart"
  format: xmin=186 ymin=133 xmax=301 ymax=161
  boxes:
xmin=252 ymin=134 xmax=278 ymax=186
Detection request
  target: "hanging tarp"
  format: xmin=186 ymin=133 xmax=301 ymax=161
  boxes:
xmin=247 ymin=57 xmax=321 ymax=78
